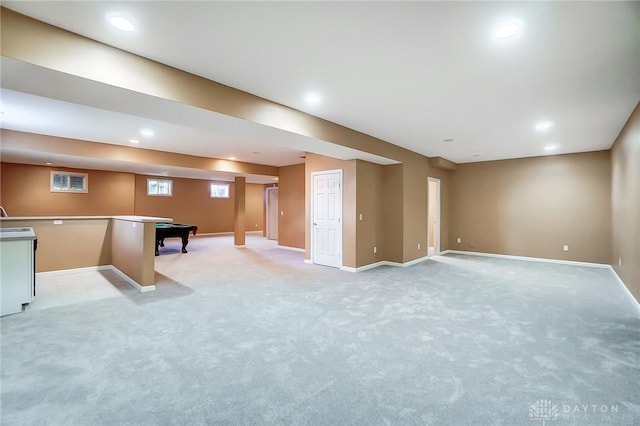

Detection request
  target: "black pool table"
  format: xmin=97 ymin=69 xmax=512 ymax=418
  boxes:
xmin=155 ymin=223 xmax=198 ymax=256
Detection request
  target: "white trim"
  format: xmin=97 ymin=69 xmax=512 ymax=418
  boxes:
xmin=36 ymin=265 xmax=112 ymax=277
xmin=304 ymin=259 xmax=313 ymax=265
xmin=266 ymin=186 xmax=279 ymax=241
xmin=234 ymin=244 xmax=246 ymax=248
xmin=191 ymin=231 xmax=263 ymax=237
xmin=607 ymin=266 xmax=640 ymax=315
xmin=278 ymin=245 xmax=305 ymax=252
xmin=110 ymin=266 xmax=156 ymax=292
xmin=36 ymin=265 xmax=155 ymax=292
xmin=341 ymin=256 xmax=432 ymax=273
xmin=427 ymin=177 xmax=441 ymax=255
xmin=443 ymin=250 xmax=609 ymax=268
xmin=310 ymin=169 xmax=343 ymax=268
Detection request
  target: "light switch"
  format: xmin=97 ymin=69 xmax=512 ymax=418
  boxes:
xmin=359 ymin=213 xmax=363 ymax=221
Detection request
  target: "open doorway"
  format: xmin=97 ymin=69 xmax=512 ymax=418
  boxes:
xmin=427 ymin=177 xmax=441 ymax=256
xmin=266 ymin=187 xmax=278 ymax=240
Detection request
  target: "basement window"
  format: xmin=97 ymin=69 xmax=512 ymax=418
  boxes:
xmin=50 ymin=171 xmax=88 ymax=193
xmin=210 ymin=183 xmax=230 ymax=198
xmin=147 ymin=179 xmax=173 ymax=196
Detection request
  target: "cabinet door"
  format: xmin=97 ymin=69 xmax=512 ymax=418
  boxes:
xmin=1 ymin=240 xmax=34 ymax=316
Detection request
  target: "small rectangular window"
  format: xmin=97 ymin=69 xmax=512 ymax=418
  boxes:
xmin=210 ymin=183 xmax=230 ymax=198
xmin=50 ymin=171 xmax=88 ymax=193
xmin=147 ymin=179 xmax=173 ymax=196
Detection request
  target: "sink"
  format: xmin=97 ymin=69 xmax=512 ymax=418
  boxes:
xmin=0 ymin=228 xmax=33 ymax=233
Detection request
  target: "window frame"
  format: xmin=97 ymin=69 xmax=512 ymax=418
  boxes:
xmin=50 ymin=171 xmax=88 ymax=193
xmin=147 ymin=178 xmax=173 ymax=197
xmin=209 ymin=182 xmax=230 ymax=199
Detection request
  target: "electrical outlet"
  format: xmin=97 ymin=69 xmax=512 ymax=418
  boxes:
xmin=563 ymin=245 xmax=569 ymax=252
xmin=373 ymin=246 xmax=377 ymax=254
xmin=359 ymin=213 xmax=363 ymax=221
xmin=418 ymin=243 xmax=421 ymax=250
xmin=280 ymin=211 xmax=284 ymax=216
xmin=456 ymin=237 xmax=461 ymax=244
xmin=619 ymin=258 xmax=622 ymax=266
xmin=255 ymin=223 xmax=258 ymax=228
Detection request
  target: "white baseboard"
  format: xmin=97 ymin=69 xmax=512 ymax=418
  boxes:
xmin=442 ymin=250 xmax=640 ymax=315
xmin=278 ymin=245 xmax=305 ymax=253
xmin=607 ymin=266 xmax=640 ymax=315
xmin=442 ymin=250 xmax=609 ymax=269
xmin=234 ymin=244 xmax=246 ymax=248
xmin=36 ymin=265 xmax=112 ymax=277
xmin=304 ymin=259 xmax=313 ymax=265
xmin=36 ymin=265 xmax=155 ymax=292
xmin=339 ymin=255 xmax=432 ymax=273
xmin=109 ymin=266 xmax=156 ymax=292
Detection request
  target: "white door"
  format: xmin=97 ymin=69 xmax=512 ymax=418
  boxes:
xmin=312 ymin=170 xmax=342 ymax=268
xmin=427 ymin=177 xmax=441 ymax=255
xmin=266 ymin=187 xmax=278 ymax=240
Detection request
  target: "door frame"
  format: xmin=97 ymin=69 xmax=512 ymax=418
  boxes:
xmin=265 ymin=186 xmax=278 ymax=240
xmin=310 ymin=169 xmax=343 ymax=267
xmin=427 ymin=176 xmax=441 ymax=255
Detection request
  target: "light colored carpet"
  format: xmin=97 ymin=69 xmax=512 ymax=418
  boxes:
xmin=1 ymin=234 xmax=639 ymax=425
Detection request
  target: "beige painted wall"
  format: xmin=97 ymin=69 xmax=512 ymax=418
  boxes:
xmin=1 ymin=163 xmax=265 ymax=235
xmin=355 ymin=160 xmax=384 ymax=266
xmin=278 ymin=164 xmax=305 ymax=249
xmin=450 ymin=151 xmax=611 ymax=264
xmin=381 ymin=164 xmax=404 ymax=263
xmin=133 ymin=175 xmax=265 ymax=234
xmin=0 ymin=218 xmax=112 ymax=272
xmin=611 ymin=102 xmax=640 ymax=302
xmin=111 ymin=219 xmax=155 ymax=286
xmin=0 ymin=162 xmax=135 ymax=216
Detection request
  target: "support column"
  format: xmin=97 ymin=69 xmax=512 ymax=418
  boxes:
xmin=234 ymin=176 xmax=246 ymax=247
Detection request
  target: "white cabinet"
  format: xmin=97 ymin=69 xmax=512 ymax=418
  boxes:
xmin=1 ymin=228 xmax=36 ymax=316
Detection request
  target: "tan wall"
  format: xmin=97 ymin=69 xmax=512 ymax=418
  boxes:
xmin=611 ymin=102 xmax=640 ymax=302
xmin=355 ymin=161 xmax=384 ymax=266
xmin=0 ymin=218 xmax=111 ymax=272
xmin=450 ymin=151 xmax=611 ymax=264
xmin=245 ymin=183 xmax=265 ymax=233
xmin=0 ymin=162 xmax=135 ymax=216
xmin=111 ymin=219 xmax=155 ymax=286
xmin=381 ymin=164 xmax=404 ymax=263
xmin=133 ymin=175 xmax=264 ymax=234
xmin=278 ymin=164 xmax=305 ymax=249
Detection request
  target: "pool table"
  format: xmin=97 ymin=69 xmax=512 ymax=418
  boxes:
xmin=155 ymin=223 xmax=198 ymax=256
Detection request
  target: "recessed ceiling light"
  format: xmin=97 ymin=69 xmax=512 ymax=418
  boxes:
xmin=45 ymin=162 xmax=53 ymax=165
xmin=129 ymin=138 xmax=139 ymax=144
xmin=107 ymin=14 xmax=135 ymax=32
xmin=139 ymin=128 xmax=154 ymax=137
xmin=494 ymin=21 xmax=522 ymax=39
xmin=304 ymin=92 xmax=322 ymax=105
xmin=535 ymin=121 xmax=555 ymax=132
xmin=443 ymin=138 xmax=455 ymax=142
xmin=544 ymin=145 xmax=559 ymax=151
xmin=471 ymin=154 xmax=480 ymax=158
xmin=252 ymin=151 xmax=260 ymax=155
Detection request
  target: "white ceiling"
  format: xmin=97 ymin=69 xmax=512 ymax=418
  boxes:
xmin=1 ymin=1 xmax=639 ymax=176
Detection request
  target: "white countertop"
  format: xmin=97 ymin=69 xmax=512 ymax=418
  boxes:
xmin=0 ymin=227 xmax=37 ymax=241
xmin=0 ymin=215 xmax=172 ymax=223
